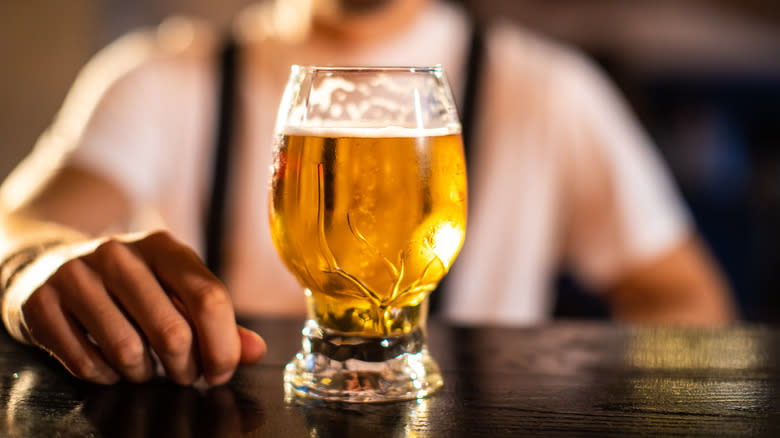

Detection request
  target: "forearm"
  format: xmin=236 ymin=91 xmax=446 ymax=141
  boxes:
xmin=606 ymin=236 xmax=737 ymax=327
xmin=1 ymin=209 xmax=95 ymax=294
xmin=1 ymin=165 xmax=134 ymax=311
xmin=1 ymin=211 xmax=90 ymax=255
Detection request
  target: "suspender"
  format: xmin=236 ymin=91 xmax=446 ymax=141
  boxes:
xmin=204 ymin=28 xmax=487 ymax=305
xmin=459 ymin=25 xmax=485 ymax=178
xmin=204 ymin=36 xmax=240 ymax=278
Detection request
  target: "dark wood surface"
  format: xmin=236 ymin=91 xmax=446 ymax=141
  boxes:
xmin=1 ymin=317 xmax=778 ymax=437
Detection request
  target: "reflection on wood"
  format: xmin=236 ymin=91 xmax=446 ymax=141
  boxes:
xmin=0 ymin=319 xmax=778 ymax=437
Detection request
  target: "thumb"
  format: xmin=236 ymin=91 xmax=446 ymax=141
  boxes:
xmin=237 ymin=326 xmax=267 ymax=364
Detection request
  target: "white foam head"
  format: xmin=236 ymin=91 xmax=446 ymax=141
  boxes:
xmin=281 ymin=124 xmax=461 ymax=138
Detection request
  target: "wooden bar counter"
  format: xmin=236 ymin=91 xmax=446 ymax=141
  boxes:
xmin=1 ymin=317 xmax=778 ymax=437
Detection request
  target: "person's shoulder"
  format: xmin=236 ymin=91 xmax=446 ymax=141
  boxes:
xmin=76 ymin=17 xmax=218 ymax=97
xmin=482 ymin=20 xmax=616 ymax=113
xmin=484 ymin=20 xmax=603 ymax=88
xmin=103 ymin=17 xmax=216 ymax=75
xmin=49 ymin=17 xmax=222 ymax=152
xmin=153 ymin=16 xmax=219 ymax=63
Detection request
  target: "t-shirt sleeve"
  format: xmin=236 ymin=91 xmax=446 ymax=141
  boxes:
xmin=558 ymin=53 xmax=692 ymax=290
xmin=47 ymin=31 xmax=179 ymax=208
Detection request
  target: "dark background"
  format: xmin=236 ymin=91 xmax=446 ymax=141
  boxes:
xmin=1 ymin=0 xmax=779 ymax=322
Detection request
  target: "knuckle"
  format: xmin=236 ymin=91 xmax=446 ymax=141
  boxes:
xmin=95 ymin=239 xmax=129 ymax=263
xmin=94 ymin=238 xmax=127 ymax=259
xmin=189 ymin=282 xmax=231 ymax=314
xmin=202 ymin=337 xmax=241 ymax=376
xmin=205 ymin=348 xmax=240 ymax=376
xmin=53 ymin=259 xmax=104 ymax=296
xmin=54 ymin=258 xmax=87 ymax=281
xmin=145 ymin=230 xmax=174 ymax=245
xmin=156 ymin=318 xmax=193 ymax=356
xmin=92 ymin=239 xmax=132 ymax=272
xmin=107 ymin=332 xmax=145 ymax=369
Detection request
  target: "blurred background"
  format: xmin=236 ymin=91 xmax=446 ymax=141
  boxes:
xmin=2 ymin=0 xmax=779 ymax=322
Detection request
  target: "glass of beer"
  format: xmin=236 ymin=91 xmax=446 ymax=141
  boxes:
xmin=269 ymin=66 xmax=467 ymax=402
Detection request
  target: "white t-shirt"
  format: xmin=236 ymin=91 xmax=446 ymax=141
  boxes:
xmin=48 ymin=1 xmax=689 ymax=325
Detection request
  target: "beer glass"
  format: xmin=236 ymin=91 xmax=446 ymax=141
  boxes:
xmin=269 ymin=66 xmax=467 ymax=402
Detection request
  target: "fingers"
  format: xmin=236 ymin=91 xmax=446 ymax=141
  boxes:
xmin=50 ymin=257 xmax=156 ymax=383
xmin=20 ymin=231 xmax=263 ymax=387
xmin=238 ymin=326 xmax=267 ymax=365
xmin=134 ymin=231 xmax=241 ymax=385
xmin=82 ymin=239 xmax=199 ymax=385
xmin=22 ymin=284 xmax=120 ymax=385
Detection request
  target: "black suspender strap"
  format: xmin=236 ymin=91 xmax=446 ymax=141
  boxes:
xmin=459 ymin=25 xmax=485 ymax=176
xmin=204 ymin=36 xmax=240 ymax=278
xmin=429 ymin=24 xmax=486 ymax=315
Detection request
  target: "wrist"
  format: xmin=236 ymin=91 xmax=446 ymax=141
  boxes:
xmin=0 ymin=238 xmax=100 ymax=344
xmin=1 ymin=240 xmax=64 ymax=291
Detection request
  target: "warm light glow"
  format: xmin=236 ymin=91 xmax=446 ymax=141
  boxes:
xmin=624 ymin=328 xmax=770 ymax=429
xmin=402 ymin=395 xmax=431 ymax=437
xmin=625 ymin=328 xmax=763 ymax=370
xmin=5 ymin=370 xmax=37 ymax=431
xmin=428 ymin=222 xmax=463 ymax=269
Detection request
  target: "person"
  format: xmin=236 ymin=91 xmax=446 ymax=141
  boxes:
xmin=0 ymin=0 xmax=736 ymax=386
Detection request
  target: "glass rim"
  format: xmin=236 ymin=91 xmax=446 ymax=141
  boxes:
xmin=291 ymin=64 xmax=445 ymax=74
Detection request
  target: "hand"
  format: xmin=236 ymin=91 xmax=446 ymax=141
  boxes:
xmin=14 ymin=230 xmax=266 ymax=385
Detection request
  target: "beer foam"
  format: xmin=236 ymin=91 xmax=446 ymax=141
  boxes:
xmin=281 ymin=124 xmax=461 ymax=138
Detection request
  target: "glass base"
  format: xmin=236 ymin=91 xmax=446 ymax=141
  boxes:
xmin=284 ymin=320 xmax=443 ymax=403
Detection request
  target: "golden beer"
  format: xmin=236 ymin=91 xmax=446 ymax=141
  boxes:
xmin=274 ymin=65 xmax=461 ymax=402
xmin=269 ymin=128 xmax=467 ymax=337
